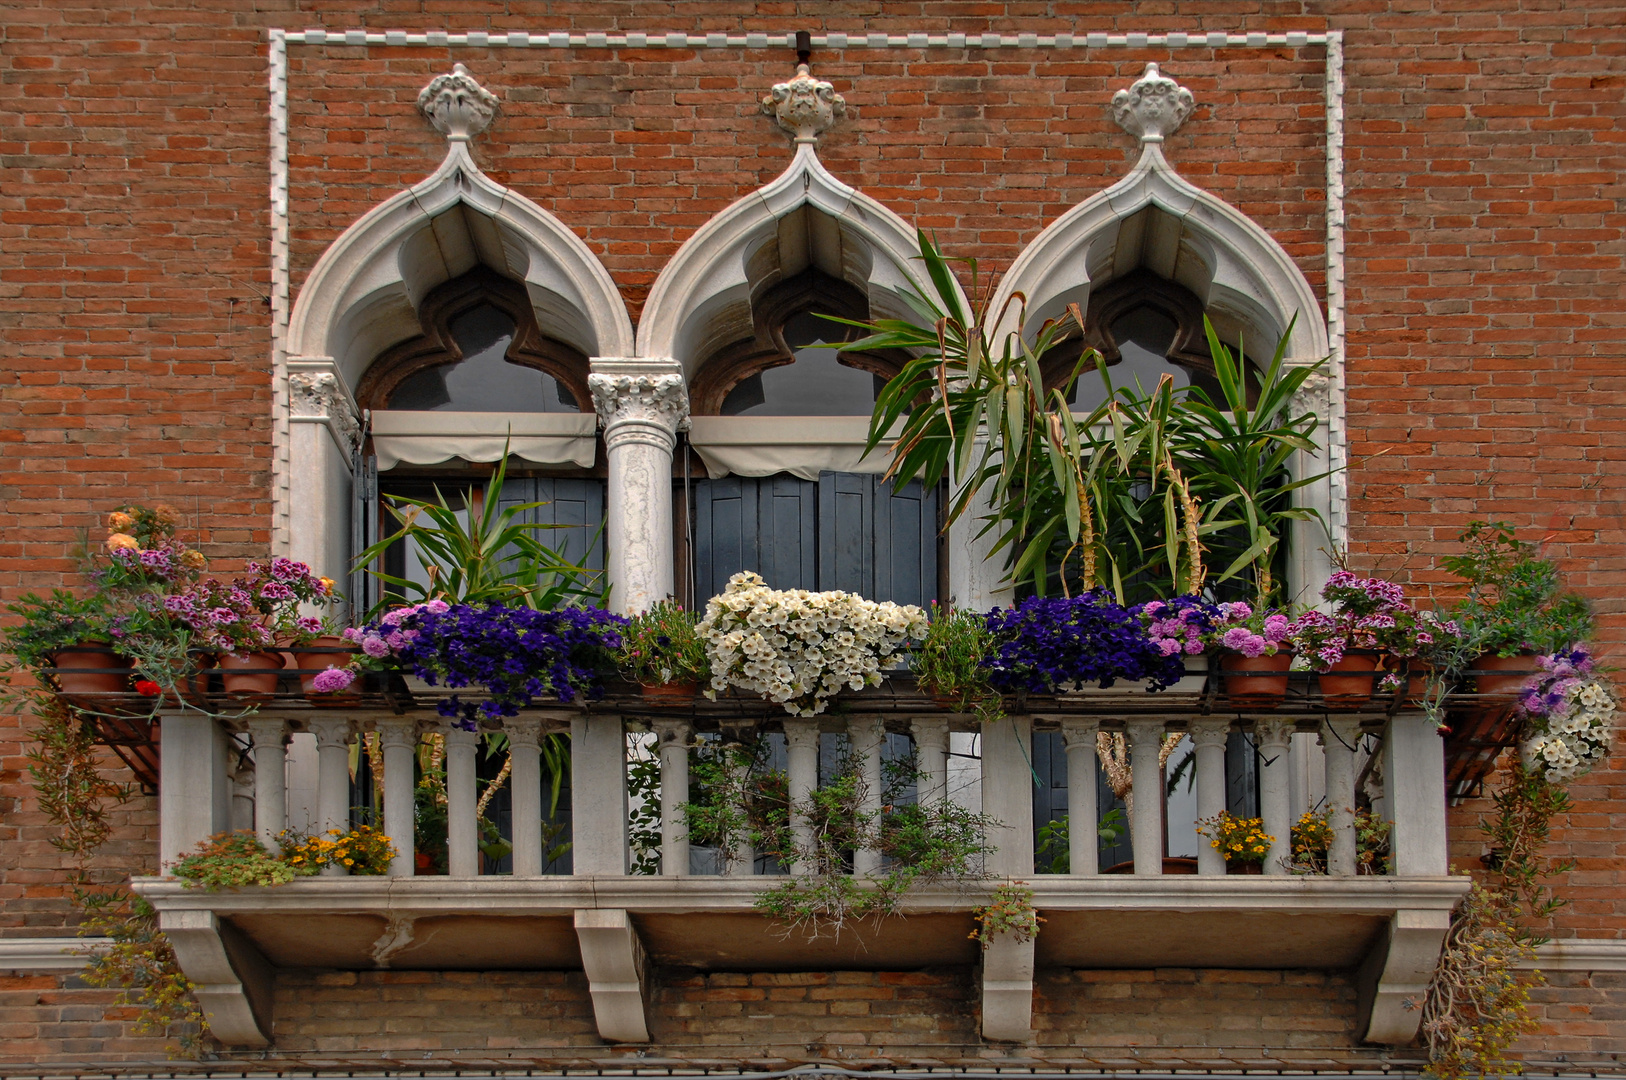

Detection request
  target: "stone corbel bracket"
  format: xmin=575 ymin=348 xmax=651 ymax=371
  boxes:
xmin=288 ymin=360 xmax=363 ymax=457
xmin=980 ymin=931 xmax=1036 ymax=1043
xmin=574 ymin=908 xmax=651 ymax=1042
xmin=1356 ymin=908 xmax=1453 ymax=1045
xmin=159 ymin=909 xmax=274 ymax=1047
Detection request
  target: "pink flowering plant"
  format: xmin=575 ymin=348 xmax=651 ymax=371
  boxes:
xmin=163 ymin=558 xmax=337 ymax=654
xmin=1203 ymin=601 xmax=1297 ymax=658
xmin=1135 ymin=595 xmax=1222 ymax=658
xmin=1289 ymin=571 xmax=1462 ymax=687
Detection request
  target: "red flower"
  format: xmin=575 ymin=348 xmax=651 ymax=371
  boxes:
xmin=134 ymin=680 xmax=160 ymax=697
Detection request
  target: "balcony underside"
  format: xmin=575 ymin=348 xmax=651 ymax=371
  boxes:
xmin=135 ymin=875 xmax=1465 ymax=974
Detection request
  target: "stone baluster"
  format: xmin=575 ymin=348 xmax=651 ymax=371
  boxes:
xmin=507 ymin=719 xmax=545 ymax=878
xmin=1255 ymin=718 xmax=1295 ymax=876
xmin=1125 ymin=719 xmax=1169 ymax=875
xmin=1385 ymin=712 xmax=1448 ymax=877
xmin=651 ymin=720 xmax=690 ymax=876
xmin=1322 ymin=716 xmax=1362 ymax=876
xmin=589 ymin=359 xmax=689 ymax=616
xmin=1059 ymin=718 xmax=1100 ymax=876
xmin=245 ymin=718 xmax=287 ymax=852
xmin=375 ymin=718 xmax=417 ymax=878
xmin=910 ymin=717 xmax=949 ymax=807
xmin=308 ymin=717 xmax=354 ymax=876
xmin=1190 ymin=718 xmax=1231 ymax=876
xmin=783 ymin=719 xmax=821 ymax=875
xmin=444 ymin=724 xmax=480 ymax=879
xmin=852 ymin=716 xmax=887 ymax=877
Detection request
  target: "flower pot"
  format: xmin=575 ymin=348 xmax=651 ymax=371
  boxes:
xmin=1220 ymin=651 xmax=1292 ymax=709
xmin=1102 ymin=857 xmax=1200 ymax=875
xmin=218 ymin=650 xmax=286 ymax=703
xmin=1473 ymin=651 xmax=1540 ymax=699
xmin=1404 ymin=661 xmax=1438 ymax=708
xmin=1226 ymin=861 xmax=1264 ymax=875
xmin=639 ymin=680 xmax=698 ymax=707
xmin=295 ymin=636 xmax=362 ymax=707
xmin=414 ymin=851 xmax=435 ymax=875
xmin=1317 ymin=650 xmax=1383 ymax=710
xmin=48 ymin=643 xmax=133 ymax=709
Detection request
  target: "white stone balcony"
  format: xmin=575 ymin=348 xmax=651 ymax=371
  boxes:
xmin=132 ymin=675 xmax=1468 ymax=1051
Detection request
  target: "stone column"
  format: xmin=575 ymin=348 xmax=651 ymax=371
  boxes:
xmin=444 ymin=724 xmax=480 ymax=879
xmin=653 ymin=719 xmax=691 ymax=877
xmin=589 ymin=359 xmax=689 ymax=616
xmin=571 ymin=714 xmax=629 ymax=875
xmin=286 ymin=363 xmax=362 ymax=586
xmin=245 ymin=718 xmax=287 ymax=852
xmin=159 ymin=713 xmax=231 ymax=873
xmin=1322 ymin=716 xmax=1363 ymax=877
xmin=910 ymin=717 xmax=950 ymax=807
xmin=851 ymin=716 xmax=887 ymax=877
xmin=507 ymin=719 xmax=545 ymax=878
xmin=375 ymin=718 xmax=417 ymax=877
xmin=1125 ymin=719 xmax=1168 ymax=875
xmin=783 ymin=719 xmax=821 ymax=875
xmin=1190 ymin=718 xmax=1231 ymax=876
xmin=981 ymin=715 xmax=1035 ymax=878
xmin=308 ymin=718 xmax=354 ymax=877
xmin=1385 ymin=712 xmax=1448 ymax=877
xmin=1255 ymin=718 xmax=1296 ymax=876
xmin=1059 ymin=718 xmax=1099 ymax=876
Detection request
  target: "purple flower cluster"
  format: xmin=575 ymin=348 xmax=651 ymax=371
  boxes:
xmin=349 ymin=602 xmax=627 ymax=728
xmin=1208 ymin=601 xmax=1295 ymax=658
xmin=1136 ymin=595 xmax=1222 ymax=657
xmin=982 ymin=590 xmax=1188 ymax=694
xmin=162 ymin=557 xmax=334 ymax=652
xmin=1289 ymin=572 xmax=1461 ymax=673
xmin=1518 ymin=647 xmax=1593 ymax=719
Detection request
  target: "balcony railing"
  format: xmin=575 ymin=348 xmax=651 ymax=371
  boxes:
xmin=132 ymin=668 xmax=1471 ymax=1051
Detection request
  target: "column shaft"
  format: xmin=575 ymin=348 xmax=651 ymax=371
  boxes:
xmin=1190 ymin=719 xmax=1231 ymax=876
xmin=654 ymin=721 xmax=691 ymax=876
xmin=444 ymin=725 xmax=480 ymax=879
xmin=1126 ymin=719 xmax=1168 ymax=875
xmin=910 ymin=717 xmax=949 ymax=806
xmin=783 ymin=720 xmax=821 ymax=875
xmin=852 ymin=716 xmax=886 ymax=877
xmin=1322 ymin=717 xmax=1362 ymax=876
xmin=246 ymin=719 xmax=287 ymax=852
xmin=508 ymin=720 xmax=544 ymax=878
xmin=376 ymin=718 xmax=417 ymax=878
xmin=1060 ymin=719 xmax=1099 ymax=876
xmin=1256 ymin=719 xmax=1295 ymax=876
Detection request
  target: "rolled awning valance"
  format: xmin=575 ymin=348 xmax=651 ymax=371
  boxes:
xmin=687 ymin=416 xmax=897 ymax=481
xmin=370 ymin=411 xmax=598 ymax=471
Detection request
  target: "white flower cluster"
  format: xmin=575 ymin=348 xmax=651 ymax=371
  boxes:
xmin=1524 ymin=678 xmax=1617 ymax=784
xmin=697 ymin=571 xmax=928 ymax=717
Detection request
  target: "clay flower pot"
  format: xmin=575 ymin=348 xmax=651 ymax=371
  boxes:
xmin=218 ymin=650 xmax=286 ymax=704
xmin=639 ymin=680 xmax=699 ymax=707
xmin=1226 ymin=861 xmax=1264 ymax=876
xmin=1220 ymin=651 xmax=1292 ymax=709
xmin=1404 ymin=661 xmax=1439 ymax=708
xmin=49 ymin=642 xmax=133 ymax=709
xmin=1472 ymin=651 xmax=1540 ymax=699
xmin=1317 ymin=650 xmax=1383 ymax=710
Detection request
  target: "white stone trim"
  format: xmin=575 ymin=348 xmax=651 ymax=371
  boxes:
xmin=269 ymin=28 xmax=292 ymax=557
xmin=281 ymin=29 xmax=1330 ymax=49
xmin=0 ymin=937 xmax=105 ymax=972
xmin=1324 ymin=31 xmax=1349 ymax=546
xmin=1525 ymin=939 xmax=1626 ymax=971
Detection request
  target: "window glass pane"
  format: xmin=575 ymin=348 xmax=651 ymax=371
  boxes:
xmin=1071 ymin=306 xmax=1236 ymax=411
xmin=720 ymin=312 xmax=879 ymax=416
xmin=386 ymin=304 xmax=580 ymax=412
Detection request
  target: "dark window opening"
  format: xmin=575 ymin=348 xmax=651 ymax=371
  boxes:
xmin=387 ymin=305 xmax=581 ymax=413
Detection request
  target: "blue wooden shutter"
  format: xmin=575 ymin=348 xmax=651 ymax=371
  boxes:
xmin=495 ymin=477 xmax=607 ymax=594
xmin=692 ymin=475 xmax=818 ymax=602
xmin=818 ymin=471 xmax=874 ymax=595
xmin=874 ymin=477 xmax=938 ymax=608
xmin=760 ymin=475 xmax=818 ymax=591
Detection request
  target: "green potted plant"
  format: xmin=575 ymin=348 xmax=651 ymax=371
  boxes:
xmin=912 ymin=604 xmax=996 ymax=713
xmin=2 ymin=590 xmax=124 ymax=706
xmin=618 ymin=601 xmax=709 ymax=704
xmin=1443 ymin=521 xmax=1593 ymax=696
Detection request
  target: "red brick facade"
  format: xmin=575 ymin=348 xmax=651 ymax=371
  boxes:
xmin=3 ymin=0 xmax=1624 ymax=1069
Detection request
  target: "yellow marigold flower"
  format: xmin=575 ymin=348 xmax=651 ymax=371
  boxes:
xmin=107 ymin=511 xmax=136 ymax=533
xmin=106 ymin=533 xmax=139 ymax=552
xmin=343 ymin=858 xmax=354 ymax=865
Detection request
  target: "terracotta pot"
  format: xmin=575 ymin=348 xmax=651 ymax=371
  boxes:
xmin=218 ymin=650 xmax=286 ymax=703
xmin=49 ymin=643 xmax=133 ymax=709
xmin=639 ymin=680 xmax=698 ymax=707
xmin=1102 ymin=856 xmax=1200 ymax=875
xmin=414 ymin=851 xmax=435 ymax=875
xmin=294 ymin=636 xmax=362 ymax=707
xmin=1404 ymin=661 xmax=1438 ymax=708
xmin=1226 ymin=860 xmax=1264 ymax=875
xmin=1220 ymin=651 xmax=1292 ymax=709
xmin=1317 ymin=650 xmax=1384 ymax=710
xmin=1473 ymin=651 xmax=1540 ymax=699
xmin=157 ymin=655 xmax=214 ymax=708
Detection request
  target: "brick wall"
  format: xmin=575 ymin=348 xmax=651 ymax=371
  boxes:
xmin=3 ymin=0 xmax=1625 ymax=1066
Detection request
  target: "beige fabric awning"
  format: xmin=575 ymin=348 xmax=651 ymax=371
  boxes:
xmin=687 ymin=416 xmax=896 ymax=480
xmin=370 ymin=411 xmax=598 ymax=471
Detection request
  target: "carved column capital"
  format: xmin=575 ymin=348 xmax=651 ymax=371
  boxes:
xmin=1124 ymin=717 xmax=1170 ymax=747
xmin=245 ymin=717 xmax=287 ymax=748
xmin=308 ymin=717 xmax=353 ymax=751
xmin=651 ymin=719 xmax=691 ymax=749
xmin=374 ymin=717 xmax=419 ymax=752
xmin=909 ymin=716 xmax=949 ymax=749
xmin=288 ymin=365 xmax=362 ymax=455
xmin=505 ymin=718 xmax=543 ymax=750
xmin=1059 ymin=717 xmax=1100 ymax=752
xmin=782 ymin=718 xmax=822 ymax=753
xmin=1254 ymin=717 xmax=1296 ymax=752
xmin=589 ymin=358 xmax=690 ymax=450
xmin=761 ymin=63 xmax=846 ymax=144
xmin=1189 ymin=717 xmax=1233 ymax=751
xmin=1111 ymin=62 xmax=1195 ymax=145
xmin=1290 ymin=368 xmax=1332 ymax=418
xmin=1319 ymin=715 xmax=1364 ymax=750
xmin=418 ymin=63 xmax=499 ymax=143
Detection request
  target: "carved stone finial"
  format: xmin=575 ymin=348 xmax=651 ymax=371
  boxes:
xmin=761 ymin=63 xmax=847 ymax=144
xmin=417 ymin=62 xmax=499 ymax=142
xmin=1111 ymin=62 xmax=1195 ymax=144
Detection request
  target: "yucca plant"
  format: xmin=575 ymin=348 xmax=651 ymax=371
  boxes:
xmin=354 ymin=446 xmax=605 ymax=617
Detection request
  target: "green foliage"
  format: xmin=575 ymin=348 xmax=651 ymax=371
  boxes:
xmin=619 ymin=601 xmax=710 ymax=686
xmin=843 ymin=232 xmax=1328 ymax=603
xmin=970 ymin=882 xmax=1043 ymax=948
xmin=77 ymin=890 xmax=206 ymax=1056
xmin=355 ymin=448 xmax=605 ymax=615
xmin=1443 ymin=521 xmax=1593 ymax=659
xmin=1032 ymin=808 xmax=1126 ymax=875
xmin=1 ymin=590 xmax=113 ymax=670
xmin=20 ymin=697 xmax=132 ymax=855
xmin=627 ymin=750 xmax=663 ymax=874
xmin=170 ymin=832 xmax=297 ymax=890
xmin=912 ymin=605 xmax=998 ymax=717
